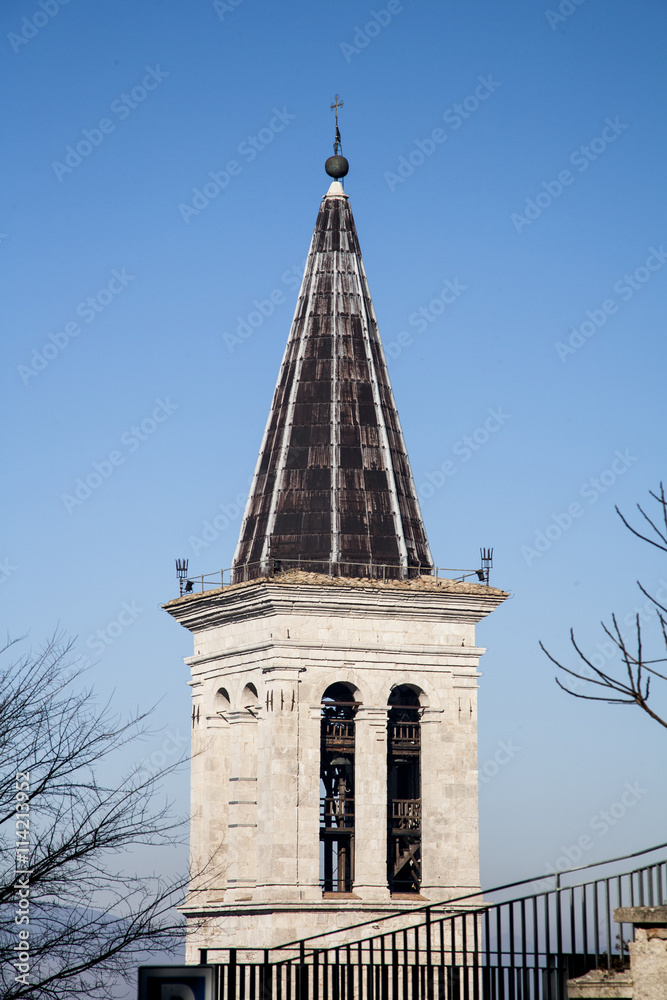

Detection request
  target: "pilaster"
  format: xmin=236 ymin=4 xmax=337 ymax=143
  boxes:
xmin=256 ymin=667 xmax=303 ymax=901
xmin=226 ymin=711 xmax=257 ymax=901
xmin=354 ymin=706 xmax=391 ymax=901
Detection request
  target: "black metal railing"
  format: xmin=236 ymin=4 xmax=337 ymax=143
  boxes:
xmin=174 ymin=558 xmax=489 ymax=596
xmin=199 ymin=843 xmax=667 ymax=999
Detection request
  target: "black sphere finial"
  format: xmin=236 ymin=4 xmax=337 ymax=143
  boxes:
xmin=326 ymin=94 xmax=349 ymax=181
xmin=325 ymin=155 xmax=349 ymax=179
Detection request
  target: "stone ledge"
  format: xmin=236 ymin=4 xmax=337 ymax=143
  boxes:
xmin=615 ymin=906 xmax=667 ymax=925
xmin=567 ymin=968 xmax=633 ymax=998
xmin=164 ymin=573 xmax=508 ymax=632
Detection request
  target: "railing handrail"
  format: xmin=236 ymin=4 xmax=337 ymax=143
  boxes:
xmin=320 ymin=797 xmax=354 ymax=813
xmin=390 ymin=722 xmax=420 ymax=737
xmin=211 ymin=839 xmax=667 ymax=955
xmin=196 ymin=851 xmax=667 ymax=1000
xmin=176 ymin=557 xmax=490 ymax=596
xmin=323 ymin=720 xmax=354 ymax=734
xmin=391 ymin=798 xmax=421 ymax=815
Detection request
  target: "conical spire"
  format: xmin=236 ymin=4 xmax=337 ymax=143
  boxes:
xmin=232 ymin=168 xmax=433 ymax=583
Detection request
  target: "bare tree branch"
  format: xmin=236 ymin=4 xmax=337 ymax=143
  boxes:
xmin=614 ymin=482 xmax=667 ymax=553
xmin=542 ymin=484 xmax=667 ymax=731
xmin=0 ymin=634 xmax=195 ymax=1000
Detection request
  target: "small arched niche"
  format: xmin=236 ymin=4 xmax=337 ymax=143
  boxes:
xmin=214 ymin=687 xmax=231 ymax=714
xmin=242 ymin=682 xmax=259 ymax=708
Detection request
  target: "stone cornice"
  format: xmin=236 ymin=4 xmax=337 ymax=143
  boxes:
xmin=184 ymin=641 xmax=486 ymax=671
xmin=164 ymin=577 xmax=508 ymax=633
xmin=178 ymin=895 xmax=482 ymax=919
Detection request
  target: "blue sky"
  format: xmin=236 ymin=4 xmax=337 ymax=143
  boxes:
xmin=2 ymin=0 xmax=667 ymax=913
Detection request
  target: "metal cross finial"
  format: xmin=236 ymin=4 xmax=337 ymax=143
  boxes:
xmin=330 ymin=94 xmax=343 ymax=154
xmin=330 ymin=94 xmax=344 ymax=125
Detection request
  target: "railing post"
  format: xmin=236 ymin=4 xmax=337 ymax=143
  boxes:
xmin=229 ymin=949 xmax=237 ymax=1000
xmin=555 ymin=871 xmax=562 ymax=954
xmin=298 ymin=941 xmax=308 ymax=1000
xmin=554 ymin=873 xmax=568 ymax=1000
xmin=425 ymin=907 xmax=434 ymax=1000
xmin=261 ymin=949 xmax=272 ymax=1000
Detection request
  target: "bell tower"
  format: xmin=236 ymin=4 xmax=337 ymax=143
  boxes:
xmin=164 ymin=115 xmax=507 ymax=958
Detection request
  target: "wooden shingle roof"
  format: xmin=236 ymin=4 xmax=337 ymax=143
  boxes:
xmin=232 ymin=180 xmax=433 ymax=582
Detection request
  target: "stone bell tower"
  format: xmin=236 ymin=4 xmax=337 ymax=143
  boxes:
xmin=164 ymin=125 xmax=507 ymax=959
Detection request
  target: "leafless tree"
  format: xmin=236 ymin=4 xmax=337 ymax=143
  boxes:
xmin=541 ymin=484 xmax=667 ymax=731
xmin=0 ymin=633 xmax=189 ymax=1000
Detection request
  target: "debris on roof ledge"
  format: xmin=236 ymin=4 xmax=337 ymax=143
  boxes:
xmin=163 ymin=570 xmax=508 ymax=608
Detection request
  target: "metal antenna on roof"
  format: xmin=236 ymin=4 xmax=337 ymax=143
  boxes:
xmin=479 ymin=548 xmax=493 ymax=585
xmin=330 ymin=94 xmax=344 ymax=154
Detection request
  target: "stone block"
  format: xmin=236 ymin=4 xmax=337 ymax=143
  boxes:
xmin=615 ymin=907 xmax=667 ymax=1000
xmin=567 ymin=969 xmax=633 ymax=998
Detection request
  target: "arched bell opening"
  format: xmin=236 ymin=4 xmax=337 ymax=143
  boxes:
xmin=319 ymin=682 xmax=359 ymax=893
xmin=387 ymin=685 xmax=422 ymax=894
